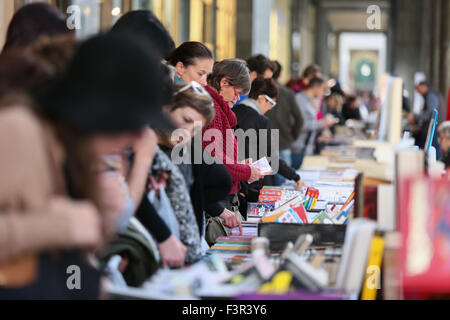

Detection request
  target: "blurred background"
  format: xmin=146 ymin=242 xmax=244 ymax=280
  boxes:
xmin=1 ymin=0 xmax=448 ymax=105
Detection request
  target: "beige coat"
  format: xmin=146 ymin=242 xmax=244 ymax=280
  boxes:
xmin=0 ymin=105 xmax=74 ymax=262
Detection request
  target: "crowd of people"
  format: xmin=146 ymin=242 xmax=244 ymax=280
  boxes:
xmin=0 ymin=3 xmax=448 ymax=299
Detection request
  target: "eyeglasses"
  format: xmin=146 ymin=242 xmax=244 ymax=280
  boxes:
xmin=233 ymin=86 xmax=240 ymax=101
xmin=175 ymin=81 xmax=210 ymax=97
xmin=265 ymin=95 xmax=277 ymax=108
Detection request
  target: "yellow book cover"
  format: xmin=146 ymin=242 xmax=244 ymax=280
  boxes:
xmin=361 ymin=234 xmax=385 ymax=300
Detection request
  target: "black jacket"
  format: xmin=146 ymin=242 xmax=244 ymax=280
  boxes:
xmin=233 ymin=101 xmax=300 ymax=202
xmin=265 ymin=81 xmax=304 ymax=151
xmin=342 ymin=103 xmax=362 ymax=121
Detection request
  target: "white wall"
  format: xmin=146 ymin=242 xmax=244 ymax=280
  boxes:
xmin=339 ymin=32 xmax=387 ymax=94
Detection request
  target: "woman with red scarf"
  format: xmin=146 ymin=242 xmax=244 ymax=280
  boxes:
xmin=202 ymin=59 xmax=264 ymax=238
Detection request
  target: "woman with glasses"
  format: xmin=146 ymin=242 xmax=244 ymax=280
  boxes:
xmin=167 ymin=42 xmax=214 ymax=86
xmin=202 ymin=59 xmax=265 ymax=242
xmin=234 ymin=77 xmax=306 ymax=203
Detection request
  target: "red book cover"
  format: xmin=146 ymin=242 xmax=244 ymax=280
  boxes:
xmin=290 ymin=205 xmax=309 ymax=224
xmin=400 ymin=177 xmax=450 ymax=296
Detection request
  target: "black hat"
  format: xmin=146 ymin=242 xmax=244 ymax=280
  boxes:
xmin=110 ymin=10 xmax=175 ymax=61
xmin=36 ymin=33 xmax=173 ymax=134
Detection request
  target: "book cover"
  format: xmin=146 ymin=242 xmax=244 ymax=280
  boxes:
xmin=400 ymin=177 xmax=450 ymax=295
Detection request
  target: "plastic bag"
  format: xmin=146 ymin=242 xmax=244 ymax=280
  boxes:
xmin=148 ymin=187 xmax=180 ymax=239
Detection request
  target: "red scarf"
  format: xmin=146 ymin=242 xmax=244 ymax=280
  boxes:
xmin=202 ymin=86 xmax=251 ymax=195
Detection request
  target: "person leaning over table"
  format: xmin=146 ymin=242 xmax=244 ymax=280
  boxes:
xmin=110 ymin=9 xmax=190 ymax=268
xmin=291 ymin=77 xmax=334 ymax=170
xmin=233 ymin=77 xmax=306 ymax=203
xmin=0 ymin=33 xmax=170 ymax=298
xmin=155 ymin=81 xmax=233 ymax=248
xmin=202 ymin=59 xmax=265 ymax=240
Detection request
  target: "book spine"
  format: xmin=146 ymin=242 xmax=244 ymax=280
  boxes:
xmin=361 ymin=234 xmax=385 ymax=300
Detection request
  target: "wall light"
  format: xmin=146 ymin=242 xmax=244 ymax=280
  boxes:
xmin=111 ymin=7 xmax=121 ymax=16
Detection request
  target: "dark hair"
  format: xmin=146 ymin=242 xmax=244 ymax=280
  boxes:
xmin=168 ymin=84 xmax=215 ymax=125
xmin=0 ymin=35 xmax=77 ymax=101
xmin=418 ymin=81 xmax=429 ymax=87
xmin=246 ymin=54 xmax=274 ymax=76
xmin=248 ymin=77 xmax=279 ymax=100
xmin=208 ymin=59 xmax=251 ymax=94
xmin=3 ymin=3 xmax=71 ymax=52
xmin=272 ymin=61 xmax=282 ymax=80
xmin=308 ymin=77 xmax=325 ymax=89
xmin=345 ymin=95 xmax=358 ymax=105
xmin=167 ymin=41 xmax=213 ymax=67
xmin=302 ymin=64 xmax=322 ymax=79
xmin=110 ymin=10 xmax=175 ymax=60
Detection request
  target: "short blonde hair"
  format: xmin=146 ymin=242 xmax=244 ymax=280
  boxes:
xmin=438 ymin=121 xmax=450 ymax=139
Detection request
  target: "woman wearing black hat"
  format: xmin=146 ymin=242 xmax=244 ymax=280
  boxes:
xmin=0 ymin=33 xmax=171 ymax=299
xmin=110 ymin=10 xmax=175 ymax=61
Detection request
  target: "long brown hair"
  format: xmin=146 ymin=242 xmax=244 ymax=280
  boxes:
xmin=3 ymin=3 xmax=72 ymax=52
xmin=0 ymin=34 xmax=78 ymax=106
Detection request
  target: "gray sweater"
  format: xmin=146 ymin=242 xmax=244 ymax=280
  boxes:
xmin=291 ymin=91 xmax=324 ymax=154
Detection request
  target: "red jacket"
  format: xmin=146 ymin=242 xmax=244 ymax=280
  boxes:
xmin=202 ymin=86 xmax=251 ymax=195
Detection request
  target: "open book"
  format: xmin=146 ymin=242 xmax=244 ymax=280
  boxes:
xmin=250 ymin=157 xmax=273 ymax=175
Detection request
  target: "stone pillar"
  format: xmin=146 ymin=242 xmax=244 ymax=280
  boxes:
xmin=178 ymin=0 xmax=190 ymax=44
xmin=315 ymin=0 xmax=331 ymax=76
xmin=391 ymin=0 xmax=426 ymax=104
xmin=252 ymin=0 xmax=272 ymax=56
xmin=235 ymin=0 xmax=252 ymax=59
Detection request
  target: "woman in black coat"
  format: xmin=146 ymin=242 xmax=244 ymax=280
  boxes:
xmin=233 ymin=78 xmax=304 ymax=202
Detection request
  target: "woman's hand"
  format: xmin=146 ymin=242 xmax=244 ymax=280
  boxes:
xmin=148 ymin=173 xmax=169 ymax=197
xmin=294 ymin=180 xmax=308 ymax=191
xmin=158 ymin=235 xmax=187 ymax=268
xmin=219 ymin=209 xmax=242 ymax=235
xmin=248 ymin=166 xmax=264 ymax=184
xmin=95 ymin=171 xmax=130 ymax=238
xmin=134 ymin=127 xmax=158 ymax=163
xmin=97 ymin=172 xmax=129 ymax=214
